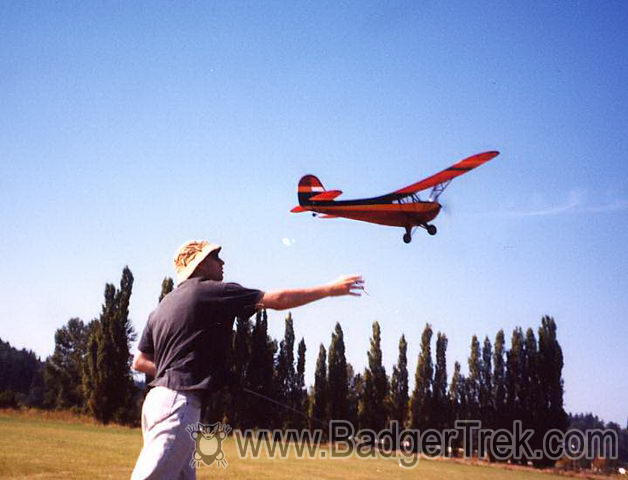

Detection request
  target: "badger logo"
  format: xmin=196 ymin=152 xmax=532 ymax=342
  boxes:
xmin=187 ymin=422 xmax=231 ymax=468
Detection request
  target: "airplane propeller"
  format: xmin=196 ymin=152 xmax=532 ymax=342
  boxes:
xmin=439 ymin=200 xmax=452 ymax=216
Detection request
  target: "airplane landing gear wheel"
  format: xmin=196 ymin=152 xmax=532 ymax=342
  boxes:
xmin=403 ymin=233 xmax=412 ymax=243
xmin=426 ymin=225 xmax=437 ymax=236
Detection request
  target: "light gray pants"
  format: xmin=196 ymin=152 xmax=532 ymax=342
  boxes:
xmin=131 ymin=386 xmax=202 ymax=480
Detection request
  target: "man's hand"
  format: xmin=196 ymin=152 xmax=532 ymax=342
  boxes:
xmin=325 ymin=275 xmax=365 ymax=296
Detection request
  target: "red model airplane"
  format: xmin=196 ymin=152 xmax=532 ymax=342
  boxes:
xmin=291 ymin=151 xmax=499 ymax=243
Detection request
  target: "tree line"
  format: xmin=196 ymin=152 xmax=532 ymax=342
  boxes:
xmin=212 ymin=313 xmax=570 ymax=466
xmin=1 ymin=266 xmax=626 ymax=468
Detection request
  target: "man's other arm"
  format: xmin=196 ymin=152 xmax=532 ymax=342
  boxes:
xmin=132 ymin=351 xmax=157 ymax=377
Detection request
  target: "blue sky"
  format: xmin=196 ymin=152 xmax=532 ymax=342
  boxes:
xmin=1 ymin=1 xmax=626 ymax=424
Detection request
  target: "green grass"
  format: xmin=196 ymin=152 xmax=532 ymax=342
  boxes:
xmin=0 ymin=409 xmax=587 ymax=479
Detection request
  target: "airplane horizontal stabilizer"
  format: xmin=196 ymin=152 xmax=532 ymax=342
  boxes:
xmin=309 ymin=190 xmax=343 ymax=201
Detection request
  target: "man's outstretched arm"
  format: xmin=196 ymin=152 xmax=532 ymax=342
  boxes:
xmin=132 ymin=351 xmax=157 ymax=377
xmin=260 ymin=274 xmax=364 ymax=311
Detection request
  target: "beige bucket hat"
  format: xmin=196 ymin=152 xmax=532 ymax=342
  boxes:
xmin=173 ymin=240 xmax=221 ymax=284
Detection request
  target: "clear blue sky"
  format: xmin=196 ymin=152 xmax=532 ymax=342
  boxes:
xmin=1 ymin=1 xmax=626 ymax=425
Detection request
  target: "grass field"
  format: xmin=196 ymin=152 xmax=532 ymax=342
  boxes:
xmin=0 ymin=409 xmax=596 ymax=479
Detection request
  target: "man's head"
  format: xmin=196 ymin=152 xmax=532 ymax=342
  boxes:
xmin=174 ymin=240 xmax=223 ymax=284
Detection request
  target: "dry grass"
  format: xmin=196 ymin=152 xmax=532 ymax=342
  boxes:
xmin=0 ymin=409 xmax=599 ymax=480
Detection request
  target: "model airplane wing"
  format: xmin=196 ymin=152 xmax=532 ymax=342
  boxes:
xmin=392 ymin=151 xmax=499 ymax=197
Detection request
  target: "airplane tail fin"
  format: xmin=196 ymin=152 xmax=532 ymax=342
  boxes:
xmin=297 ymin=174 xmax=325 ymax=206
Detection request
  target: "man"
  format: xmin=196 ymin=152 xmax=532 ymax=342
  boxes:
xmin=131 ymin=240 xmax=363 ymax=479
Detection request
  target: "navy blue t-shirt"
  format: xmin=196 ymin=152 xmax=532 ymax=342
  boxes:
xmin=138 ymin=278 xmax=263 ymax=392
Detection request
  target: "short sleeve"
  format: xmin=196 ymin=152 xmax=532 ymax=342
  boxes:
xmin=137 ymin=317 xmax=154 ymax=354
xmin=221 ymin=282 xmax=264 ymax=318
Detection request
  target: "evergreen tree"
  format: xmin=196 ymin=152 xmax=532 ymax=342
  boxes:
xmin=389 ymin=334 xmax=409 ymax=428
xmin=25 ymin=364 xmax=45 ymax=408
xmin=0 ymin=338 xmax=44 ymax=407
xmin=362 ymin=322 xmax=389 ymax=431
xmin=432 ymin=332 xmax=449 ymax=431
xmin=410 ymin=323 xmax=433 ymax=430
xmin=327 ymin=323 xmax=348 ymax=423
xmin=43 ymin=318 xmax=89 ymax=409
xmin=311 ymin=344 xmax=328 ymax=429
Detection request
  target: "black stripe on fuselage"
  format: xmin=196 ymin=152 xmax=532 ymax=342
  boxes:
xmin=446 ymin=167 xmax=472 ymax=171
xmin=300 ymin=195 xmax=435 ymax=207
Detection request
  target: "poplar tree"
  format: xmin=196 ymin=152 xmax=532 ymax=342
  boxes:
xmin=537 ymin=316 xmax=568 ymax=466
xmin=145 ymin=276 xmax=174 ymax=389
xmin=327 ymin=323 xmax=348 ymax=422
xmin=390 ymin=334 xmax=409 ymax=427
xmin=244 ymin=310 xmax=276 ymax=428
xmin=432 ymin=332 xmax=449 ymax=431
xmin=448 ymin=361 xmax=465 ymax=456
xmin=537 ymin=316 xmax=567 ymax=428
xmin=522 ymin=328 xmax=540 ymax=421
xmin=410 ymin=323 xmax=433 ymax=430
xmin=523 ymin=327 xmax=543 ymax=464
xmin=506 ymin=327 xmax=525 ymax=429
xmin=491 ymin=328 xmax=507 ymax=463
xmin=158 ymin=277 xmax=174 ymax=302
xmin=275 ymin=313 xmax=296 ymax=428
xmin=448 ymin=361 xmax=462 ymax=422
xmin=108 ymin=267 xmax=137 ymax=424
xmin=83 ymin=284 xmax=117 ymax=423
xmin=311 ymin=344 xmax=328 ymax=429
xmin=83 ymin=267 xmax=137 ymax=424
xmin=492 ymin=329 xmax=507 ymax=430
xmin=347 ymin=364 xmax=363 ymax=429
xmin=231 ymin=316 xmax=252 ymax=428
xmin=362 ymin=322 xmax=389 ymax=431
xmin=292 ymin=338 xmax=308 ymax=429
xmin=467 ymin=335 xmax=481 ymax=422
xmin=479 ymin=336 xmax=493 ymax=426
